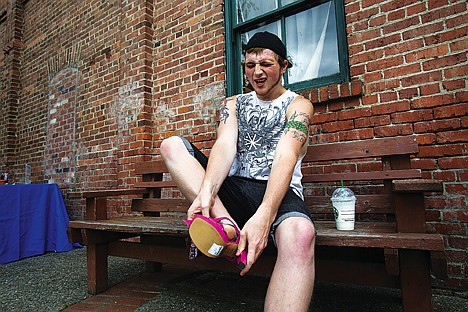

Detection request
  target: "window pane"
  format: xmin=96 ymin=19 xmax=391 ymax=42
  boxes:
xmin=286 ymin=1 xmax=339 ymax=83
xmin=237 ymin=0 xmax=278 ymax=23
xmin=282 ymin=0 xmax=298 ymax=5
xmin=241 ymin=21 xmax=282 ymax=50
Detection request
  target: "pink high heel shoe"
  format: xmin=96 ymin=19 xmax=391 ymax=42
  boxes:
xmin=184 ymin=215 xmax=247 ymax=270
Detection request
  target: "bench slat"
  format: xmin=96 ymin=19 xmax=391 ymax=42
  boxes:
xmin=305 ymin=194 xmax=393 ymax=214
xmin=134 ymin=181 xmax=178 ymax=188
xmin=69 ymin=218 xmax=444 ymax=251
xmin=129 ymin=194 xmax=392 ymax=214
xmin=316 ymin=221 xmax=444 ymax=251
xmin=82 ymin=189 xmax=148 ymax=198
xmin=304 ymin=136 xmax=418 ymax=162
xmin=69 ymin=217 xmax=187 ymax=235
xmin=393 ymin=179 xmax=443 ymax=192
xmin=132 ymin=198 xmax=190 ymax=212
xmin=302 ymin=169 xmax=421 ymax=183
xmin=135 ymin=160 xmax=167 ymax=175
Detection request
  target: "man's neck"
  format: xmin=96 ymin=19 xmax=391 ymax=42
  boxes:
xmin=256 ymin=85 xmax=287 ymax=101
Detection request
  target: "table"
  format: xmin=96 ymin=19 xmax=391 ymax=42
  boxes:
xmin=0 ymin=184 xmax=73 ymax=264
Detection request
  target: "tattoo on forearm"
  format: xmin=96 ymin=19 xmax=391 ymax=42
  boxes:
xmin=284 ymin=111 xmax=310 ymax=143
xmin=219 ymin=99 xmax=230 ymax=124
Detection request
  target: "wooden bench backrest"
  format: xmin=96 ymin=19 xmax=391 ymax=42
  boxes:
xmin=133 ymin=136 xmax=421 ymax=220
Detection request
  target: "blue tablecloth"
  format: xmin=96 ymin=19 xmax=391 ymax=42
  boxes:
xmin=0 ymin=184 xmax=73 ymax=264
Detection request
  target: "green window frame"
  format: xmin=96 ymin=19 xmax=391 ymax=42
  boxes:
xmin=225 ymin=0 xmax=349 ymax=96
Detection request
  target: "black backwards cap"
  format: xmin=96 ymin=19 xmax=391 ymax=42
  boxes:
xmin=244 ymin=31 xmax=292 ymax=68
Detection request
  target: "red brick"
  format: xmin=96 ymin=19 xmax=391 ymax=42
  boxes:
xmin=403 ymin=21 xmax=445 ymax=41
xmin=411 ymin=158 xmax=437 ymax=170
xmin=392 ymin=109 xmax=433 ymax=124
xmin=461 ymin=116 xmax=468 ymax=128
xmin=414 ymin=119 xmax=461 ymax=133
xmin=423 ymin=52 xmax=467 ymax=71
xmin=433 ymin=170 xmax=457 ymax=182
xmin=355 ymin=115 xmax=390 ymax=128
xmin=434 ymin=223 xmax=466 ymax=235
xmin=419 ymin=144 xmax=463 ymax=158
xmin=321 ymin=120 xmax=354 ymax=132
xmin=433 ymin=103 xmax=468 ymax=119
xmin=398 ymin=87 xmax=419 ymax=100
xmin=401 ymin=71 xmax=444 ymax=88
xmin=443 ymin=79 xmax=466 ymax=92
xmin=407 ymin=2 xmax=426 ymax=16
xmin=340 ymin=128 xmax=374 ymax=141
xmin=456 ymin=210 xmax=468 ymax=223
xmin=420 ymin=83 xmax=441 ymax=96
xmin=447 ymin=236 xmax=468 ymax=250
xmin=438 ymin=157 xmax=468 ymax=170
xmin=371 ymin=101 xmax=410 ymax=115
xmin=455 ymin=91 xmax=468 ymax=103
xmin=458 ymin=170 xmax=468 ymax=182
xmin=411 ymin=94 xmax=455 ymax=109
xmin=374 ymin=123 xmax=414 ymax=137
xmin=384 ymin=63 xmax=420 ymax=79
xmin=337 ymin=107 xmax=372 ymax=120
xmin=311 ymin=112 xmax=337 ymax=124
xmin=311 ymin=133 xmax=339 ymax=145
xmin=427 ymin=196 xmax=466 ymax=209
xmin=450 ymin=37 xmax=468 ymax=53
xmin=436 ymin=129 xmax=468 ymax=143
xmin=444 ymin=183 xmax=468 ymax=196
xmin=379 ymin=91 xmax=398 ymax=103
xmin=383 ymin=16 xmax=420 ymax=35
xmin=422 ymin=2 xmax=462 ymax=22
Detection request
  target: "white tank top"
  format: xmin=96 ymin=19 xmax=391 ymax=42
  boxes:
xmin=229 ymin=90 xmax=305 ymax=199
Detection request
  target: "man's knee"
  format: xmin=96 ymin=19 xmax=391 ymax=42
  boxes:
xmin=276 ymin=218 xmax=315 ymax=260
xmin=160 ymin=136 xmax=186 ymax=161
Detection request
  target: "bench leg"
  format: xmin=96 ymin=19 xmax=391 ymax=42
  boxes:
xmin=399 ymin=249 xmax=433 ymax=312
xmin=87 ymin=243 xmax=108 ymax=295
xmin=145 ymin=261 xmax=163 ymax=272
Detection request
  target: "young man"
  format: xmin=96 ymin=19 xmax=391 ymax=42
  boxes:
xmin=161 ymin=31 xmax=315 ymax=311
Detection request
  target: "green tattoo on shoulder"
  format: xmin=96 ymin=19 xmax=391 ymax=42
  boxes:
xmin=285 ymin=111 xmax=309 ymax=136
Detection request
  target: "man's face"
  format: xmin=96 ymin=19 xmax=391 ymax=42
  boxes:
xmin=244 ymin=49 xmax=288 ymax=101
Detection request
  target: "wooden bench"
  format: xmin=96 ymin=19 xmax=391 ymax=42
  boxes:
xmin=68 ymin=135 xmax=445 ymax=311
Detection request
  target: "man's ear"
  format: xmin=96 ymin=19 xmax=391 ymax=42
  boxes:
xmin=281 ymin=60 xmax=289 ymax=74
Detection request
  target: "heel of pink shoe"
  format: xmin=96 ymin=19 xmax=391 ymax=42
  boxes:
xmin=236 ymin=250 xmax=247 ymax=270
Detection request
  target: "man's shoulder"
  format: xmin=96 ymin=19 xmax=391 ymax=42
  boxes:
xmin=288 ymin=93 xmax=314 ymax=117
xmin=290 ymin=93 xmax=313 ymax=107
xmin=226 ymin=92 xmax=255 ymax=104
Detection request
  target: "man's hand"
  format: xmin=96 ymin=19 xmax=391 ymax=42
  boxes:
xmin=187 ymin=187 xmax=214 ymax=219
xmin=237 ymin=208 xmax=273 ymax=276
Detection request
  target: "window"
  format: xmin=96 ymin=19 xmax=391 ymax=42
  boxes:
xmin=225 ymin=0 xmax=349 ymax=95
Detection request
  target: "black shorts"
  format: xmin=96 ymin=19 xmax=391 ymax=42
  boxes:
xmin=180 ymin=137 xmax=313 ymax=240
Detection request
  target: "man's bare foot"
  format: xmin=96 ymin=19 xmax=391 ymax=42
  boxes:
xmin=220 ymin=220 xmax=238 ymax=241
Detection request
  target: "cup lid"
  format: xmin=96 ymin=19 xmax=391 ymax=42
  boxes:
xmin=331 ymin=187 xmax=356 ymax=201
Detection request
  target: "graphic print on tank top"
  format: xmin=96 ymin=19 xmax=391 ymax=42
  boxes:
xmin=230 ymin=92 xmax=295 ymax=180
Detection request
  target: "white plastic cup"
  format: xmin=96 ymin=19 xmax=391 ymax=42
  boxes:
xmin=331 ymin=187 xmax=356 ymax=231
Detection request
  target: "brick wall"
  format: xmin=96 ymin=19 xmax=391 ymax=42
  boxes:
xmin=0 ymin=0 xmax=466 ymax=291
xmin=152 ymin=0 xmax=225 ymax=148
xmin=307 ymin=0 xmax=467 ymax=291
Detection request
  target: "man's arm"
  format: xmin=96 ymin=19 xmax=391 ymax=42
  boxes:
xmin=187 ymin=96 xmax=238 ymax=218
xmin=238 ymin=96 xmax=313 ymax=275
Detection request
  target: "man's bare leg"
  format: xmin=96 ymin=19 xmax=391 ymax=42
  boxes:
xmin=160 ymin=136 xmax=236 ymax=234
xmin=264 ymin=217 xmax=315 ymax=312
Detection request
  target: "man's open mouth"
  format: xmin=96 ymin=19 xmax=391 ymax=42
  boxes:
xmin=254 ymin=78 xmax=267 ymax=86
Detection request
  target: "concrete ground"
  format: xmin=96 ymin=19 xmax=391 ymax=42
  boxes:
xmin=1 ymin=248 xmax=467 ymax=311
